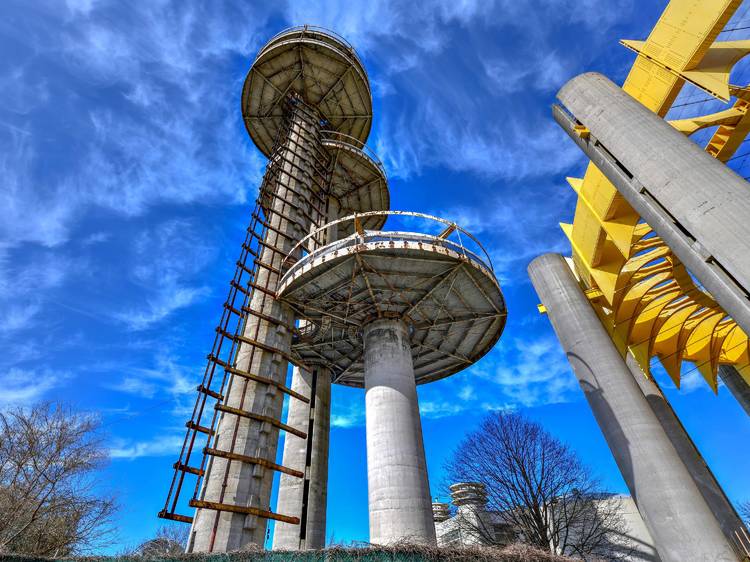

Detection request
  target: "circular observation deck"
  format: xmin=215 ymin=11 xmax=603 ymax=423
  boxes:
xmin=242 ymin=26 xmax=372 ymax=157
xmin=322 ymin=131 xmax=389 ymax=234
xmin=276 ymin=211 xmax=507 ymax=387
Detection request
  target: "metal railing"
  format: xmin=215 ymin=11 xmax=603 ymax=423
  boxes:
xmin=258 ymin=25 xmax=366 ymax=74
xmin=280 ymin=211 xmax=495 ymax=285
xmin=321 ymin=130 xmax=386 ymax=179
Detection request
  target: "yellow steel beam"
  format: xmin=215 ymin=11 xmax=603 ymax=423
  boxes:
xmin=563 ymin=0 xmax=750 ymax=393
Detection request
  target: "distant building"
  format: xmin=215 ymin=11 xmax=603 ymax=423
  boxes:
xmin=434 ymin=482 xmax=659 ymax=561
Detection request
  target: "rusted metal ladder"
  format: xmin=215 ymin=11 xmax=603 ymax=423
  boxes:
xmin=158 ymin=99 xmax=331 ymax=529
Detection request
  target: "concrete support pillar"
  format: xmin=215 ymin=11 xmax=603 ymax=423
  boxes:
xmin=719 ymin=365 xmax=750 ymax=416
xmin=326 ymin=198 xmax=340 ymax=244
xmin=189 ymin=102 xmax=325 ymax=553
xmin=363 ymin=317 xmax=436 ymax=545
xmin=274 ymin=164 xmax=340 ymax=551
xmin=627 ymin=354 xmax=747 ymax=548
xmin=528 ymin=253 xmax=739 ymax=562
xmin=272 ymin=366 xmax=331 ymax=550
xmin=554 ymin=72 xmax=750 ymax=336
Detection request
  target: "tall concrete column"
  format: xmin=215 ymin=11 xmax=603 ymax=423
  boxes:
xmin=554 ymin=72 xmax=750 ymax=336
xmin=627 ymin=354 xmax=747 ymax=548
xmin=363 ymin=317 xmax=436 ymax=545
xmin=528 ymin=253 xmax=739 ymax=562
xmin=273 ymin=190 xmax=341 ymax=551
xmin=719 ymin=365 xmax=750 ymax=416
xmin=326 ymin=198 xmax=340 ymax=244
xmin=272 ymin=366 xmax=331 ymax=550
xmin=189 ymin=103 xmax=324 ymax=552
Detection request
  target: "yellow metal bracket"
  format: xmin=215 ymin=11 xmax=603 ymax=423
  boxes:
xmin=621 ymin=38 xmax=750 ymax=102
xmin=573 ymin=124 xmax=590 ymax=139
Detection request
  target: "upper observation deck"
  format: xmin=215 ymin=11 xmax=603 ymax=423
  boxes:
xmin=276 ymin=211 xmax=507 ymax=387
xmin=242 ymin=25 xmax=372 ymax=157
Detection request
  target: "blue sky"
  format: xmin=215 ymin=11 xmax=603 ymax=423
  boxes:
xmin=2 ymin=0 xmax=750 ymax=552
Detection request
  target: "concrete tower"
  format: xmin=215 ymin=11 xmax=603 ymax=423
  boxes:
xmin=273 ymin=127 xmax=390 ymax=551
xmin=159 ymin=25 xmax=505 ymax=553
xmin=159 ymin=26 xmax=381 ymax=552
xmin=275 ymin=211 xmax=507 ymax=545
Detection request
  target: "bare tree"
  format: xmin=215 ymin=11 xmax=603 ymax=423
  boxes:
xmin=0 ymin=403 xmax=116 ymax=556
xmin=128 ymin=524 xmax=190 ymax=557
xmin=445 ymin=411 xmax=632 ymax=559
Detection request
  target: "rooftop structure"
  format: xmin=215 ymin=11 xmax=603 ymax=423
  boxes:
xmin=433 ymin=484 xmax=657 ymax=561
xmin=279 ymin=212 xmax=505 ymax=387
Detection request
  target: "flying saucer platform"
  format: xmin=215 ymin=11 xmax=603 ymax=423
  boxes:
xmin=242 ymin=26 xmax=373 ymax=157
xmin=322 ymin=131 xmax=389 ymax=234
xmin=277 ymin=212 xmax=507 ymax=387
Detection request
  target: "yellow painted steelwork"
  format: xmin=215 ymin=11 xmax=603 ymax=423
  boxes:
xmin=563 ymin=0 xmax=750 ymax=391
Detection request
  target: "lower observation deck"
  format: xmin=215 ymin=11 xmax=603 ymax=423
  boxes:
xmin=277 ymin=211 xmax=507 ymax=387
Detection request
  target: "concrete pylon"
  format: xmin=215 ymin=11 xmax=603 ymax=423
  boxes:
xmin=363 ymin=318 xmax=436 ymax=545
xmin=719 ymin=365 xmax=750 ymax=416
xmin=272 ymin=366 xmax=331 ymax=550
xmin=626 ymin=354 xmax=748 ymax=548
xmin=553 ymin=72 xmax=750 ymax=337
xmin=189 ymin=105 xmax=319 ymax=552
xmin=528 ymin=253 xmax=739 ymax=562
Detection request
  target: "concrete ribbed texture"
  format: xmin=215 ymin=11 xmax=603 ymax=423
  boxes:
xmin=189 ymin=106 xmax=322 ymax=553
xmin=626 ymin=355 xmax=747 ymax=547
xmin=719 ymin=365 xmax=750 ymax=416
xmin=528 ymin=253 xmax=738 ymax=562
xmin=273 ymin=366 xmax=331 ymax=550
xmin=363 ymin=318 xmax=436 ymax=546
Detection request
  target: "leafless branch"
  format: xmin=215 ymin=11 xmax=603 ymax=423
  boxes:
xmin=0 ymin=402 xmax=117 ymax=556
xmin=444 ymin=411 xmax=634 ymax=559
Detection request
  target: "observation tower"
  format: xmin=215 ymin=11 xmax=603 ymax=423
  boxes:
xmin=158 ymin=25 xmax=505 ymax=553
xmin=158 ymin=26 xmax=386 ymax=552
xmin=276 ymin=211 xmax=506 ymax=544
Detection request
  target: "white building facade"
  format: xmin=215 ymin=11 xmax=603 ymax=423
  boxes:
xmin=434 ymin=483 xmax=659 ymax=561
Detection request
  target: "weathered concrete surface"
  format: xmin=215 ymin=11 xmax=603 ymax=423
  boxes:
xmin=627 ymin=354 xmax=748 ymax=548
xmin=273 ymin=366 xmax=331 ymax=550
xmin=363 ymin=318 xmax=436 ymax=545
xmin=719 ymin=365 xmax=750 ymax=416
xmin=558 ymin=72 xmax=750 ymax=294
xmin=528 ymin=253 xmax=738 ymax=562
xmin=273 ymin=159 xmax=343 ymax=551
xmin=189 ymin=105 xmax=325 ymax=553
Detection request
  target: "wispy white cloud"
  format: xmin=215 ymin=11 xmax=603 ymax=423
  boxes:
xmin=458 ymin=385 xmax=475 ymax=401
xmin=0 ymin=368 xmax=73 ymax=407
xmin=331 ymin=399 xmax=365 ymax=428
xmin=483 ymin=50 xmax=574 ymax=95
xmin=105 ymin=352 xmax=197 ymax=408
xmin=114 ymin=285 xmax=211 ymax=331
xmin=0 ymin=2 xmax=269 ymax=249
xmin=419 ymin=400 xmax=466 ymax=419
xmin=470 ymin=336 xmax=578 ymax=408
xmin=110 ymin=434 xmax=184 ymax=460
xmin=112 ymin=219 xmax=213 ymax=330
xmin=285 ymin=0 xmax=626 ymax=181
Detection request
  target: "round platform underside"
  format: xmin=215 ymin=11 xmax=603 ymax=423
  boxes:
xmin=258 ymin=28 xmax=365 ymax=71
xmin=323 ymin=138 xmax=389 ymax=234
xmin=243 ymin=35 xmax=372 ymax=157
xmin=277 ymin=235 xmax=507 ymax=387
